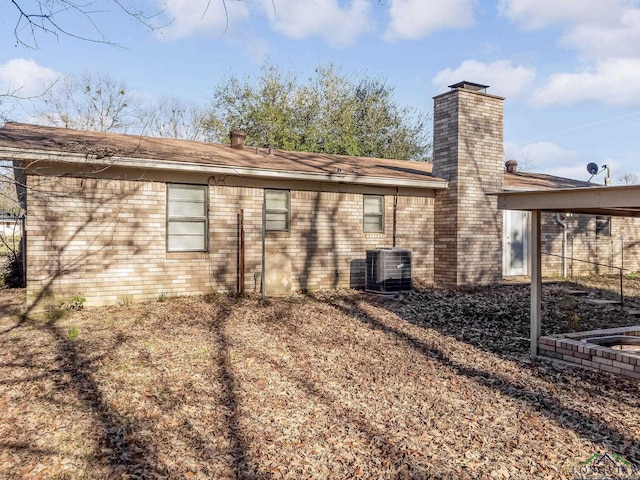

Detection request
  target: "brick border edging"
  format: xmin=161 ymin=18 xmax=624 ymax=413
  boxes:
xmin=538 ymin=326 xmax=640 ymax=379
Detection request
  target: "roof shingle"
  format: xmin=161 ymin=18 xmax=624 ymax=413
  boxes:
xmin=0 ymin=122 xmax=596 ymax=191
xmin=0 ymin=122 xmax=443 ymax=186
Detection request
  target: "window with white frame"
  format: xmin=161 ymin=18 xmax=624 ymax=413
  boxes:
xmin=363 ymin=195 xmax=384 ymax=233
xmin=167 ymin=184 xmax=208 ymax=252
xmin=265 ymin=189 xmax=290 ymax=232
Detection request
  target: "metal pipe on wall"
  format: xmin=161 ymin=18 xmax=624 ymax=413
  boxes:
xmin=392 ymin=188 xmax=398 ymax=248
xmin=621 ymin=235 xmax=625 ymax=274
xmin=21 ymin=214 xmax=26 ymax=287
xmin=555 ymin=213 xmax=568 ymax=277
xmin=237 ymin=209 xmax=245 ymax=295
xmin=261 ymin=201 xmax=266 ymax=300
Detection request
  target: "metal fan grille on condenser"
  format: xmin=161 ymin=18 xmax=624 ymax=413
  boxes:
xmin=365 ymin=248 xmax=412 ymax=293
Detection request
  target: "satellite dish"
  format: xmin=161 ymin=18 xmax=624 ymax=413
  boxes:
xmin=587 ymin=162 xmax=599 ymax=175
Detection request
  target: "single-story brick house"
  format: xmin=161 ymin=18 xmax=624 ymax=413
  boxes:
xmin=1 ymin=81 xmax=638 ymax=306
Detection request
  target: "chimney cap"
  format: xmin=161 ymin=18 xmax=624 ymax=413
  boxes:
xmin=448 ymin=81 xmax=489 ymax=93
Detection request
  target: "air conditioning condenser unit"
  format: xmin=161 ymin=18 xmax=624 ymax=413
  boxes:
xmin=365 ymin=247 xmax=412 ymax=293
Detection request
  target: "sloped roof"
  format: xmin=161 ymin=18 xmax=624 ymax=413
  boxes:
xmin=416 ymin=163 xmax=594 ymax=191
xmin=0 ymin=122 xmax=598 ymax=192
xmin=503 ymin=171 xmax=595 ymax=190
xmin=0 ymin=122 xmax=446 ymax=189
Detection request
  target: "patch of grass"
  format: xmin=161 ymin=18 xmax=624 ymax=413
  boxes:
xmin=561 ymin=294 xmax=577 ymax=308
xmin=283 ymin=294 xmax=312 ymax=304
xmin=46 ymin=305 xmax=66 ymax=321
xmin=570 ymin=314 xmax=581 ymax=327
xmin=67 ymin=326 xmax=80 ymax=340
xmin=65 ymin=293 xmax=86 ymax=311
xmin=194 ymin=346 xmax=210 ymax=359
xmin=156 ymin=291 xmax=167 ymax=303
xmin=117 ymin=294 xmax=132 ymax=307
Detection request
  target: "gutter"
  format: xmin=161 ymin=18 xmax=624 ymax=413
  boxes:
xmin=2 ymin=147 xmax=449 ymax=190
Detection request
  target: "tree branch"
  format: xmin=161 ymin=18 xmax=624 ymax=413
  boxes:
xmin=9 ymin=0 xmax=168 ymax=49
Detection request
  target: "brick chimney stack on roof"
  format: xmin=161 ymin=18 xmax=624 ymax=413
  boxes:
xmin=230 ymin=130 xmax=246 ymax=149
xmin=431 ymin=80 xmax=505 ymax=287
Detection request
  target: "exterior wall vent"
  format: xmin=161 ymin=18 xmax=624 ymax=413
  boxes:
xmin=365 ymin=248 xmax=412 ymax=293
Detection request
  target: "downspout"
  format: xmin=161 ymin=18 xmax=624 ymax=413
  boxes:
xmin=21 ymin=214 xmax=26 ymax=288
xmin=555 ymin=213 xmax=568 ymax=278
xmin=261 ymin=199 xmax=266 ymax=300
xmin=237 ymin=209 xmax=244 ymax=295
xmin=392 ymin=187 xmax=398 ymax=248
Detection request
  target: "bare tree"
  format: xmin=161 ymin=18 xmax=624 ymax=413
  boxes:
xmin=0 ymin=161 xmax=24 ymax=287
xmin=2 ymin=71 xmax=137 ymax=285
xmin=0 ymin=164 xmax=20 ymax=211
xmin=618 ymin=173 xmax=639 ymax=185
xmin=0 ymin=89 xmax=19 ymax=125
xmin=0 ymin=81 xmax=55 ymax=124
xmin=7 ymin=0 xmax=260 ymax=48
xmin=145 ymin=97 xmax=207 ymax=141
xmin=36 ymin=72 xmax=142 ymax=133
xmin=8 ymin=0 xmax=165 ymax=48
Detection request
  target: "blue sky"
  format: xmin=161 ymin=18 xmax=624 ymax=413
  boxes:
xmin=1 ymin=0 xmax=640 ymax=184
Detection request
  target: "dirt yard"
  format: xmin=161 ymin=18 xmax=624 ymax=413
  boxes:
xmin=0 ymin=278 xmax=639 ymax=479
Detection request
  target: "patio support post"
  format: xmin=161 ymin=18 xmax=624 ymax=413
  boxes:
xmin=530 ymin=210 xmax=542 ymax=357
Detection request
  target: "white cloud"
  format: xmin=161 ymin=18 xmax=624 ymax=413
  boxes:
xmin=498 ymin=0 xmax=624 ymax=30
xmin=157 ymin=0 xmax=372 ymax=47
xmin=482 ymin=1 xmax=640 ymax=109
xmin=530 ymin=58 xmax=640 ymax=107
xmin=0 ymin=58 xmax=61 ymax=97
xmin=384 ymin=0 xmax=476 ymax=41
xmin=432 ymin=60 xmax=535 ymax=98
xmin=258 ymin=0 xmax=373 ymax=47
xmin=561 ymin=8 xmax=640 ymax=61
xmin=505 ymin=140 xmax=622 ymax=181
xmin=232 ymin=34 xmax=270 ymax=64
xmin=157 ymin=0 xmax=250 ymax=39
xmin=504 ymin=140 xmax=583 ymax=177
xmin=500 ymin=0 xmax=640 ymax=63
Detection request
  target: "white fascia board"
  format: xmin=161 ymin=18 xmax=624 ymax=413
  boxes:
xmin=3 ymin=148 xmax=448 ymax=190
xmin=493 ymin=185 xmax=640 ymax=212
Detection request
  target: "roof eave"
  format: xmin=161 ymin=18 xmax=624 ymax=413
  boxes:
xmin=490 ymin=185 xmax=640 ymax=218
xmin=3 ymin=148 xmax=448 ymax=190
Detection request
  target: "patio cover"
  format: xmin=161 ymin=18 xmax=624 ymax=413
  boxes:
xmin=494 ymin=184 xmax=640 ymax=356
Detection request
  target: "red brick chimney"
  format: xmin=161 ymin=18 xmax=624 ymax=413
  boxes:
xmin=230 ymin=130 xmax=246 ymax=149
xmin=505 ymin=160 xmax=518 ymax=173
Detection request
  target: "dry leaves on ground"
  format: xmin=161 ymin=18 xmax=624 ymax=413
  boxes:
xmin=0 ymin=277 xmax=638 ymax=479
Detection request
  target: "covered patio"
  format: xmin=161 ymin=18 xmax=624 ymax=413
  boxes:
xmin=495 ymin=184 xmax=640 ymax=369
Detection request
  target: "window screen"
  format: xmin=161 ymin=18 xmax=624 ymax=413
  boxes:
xmin=363 ymin=195 xmax=384 ymax=233
xmin=265 ymin=190 xmax=290 ymax=232
xmin=167 ymin=184 xmax=208 ymax=252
